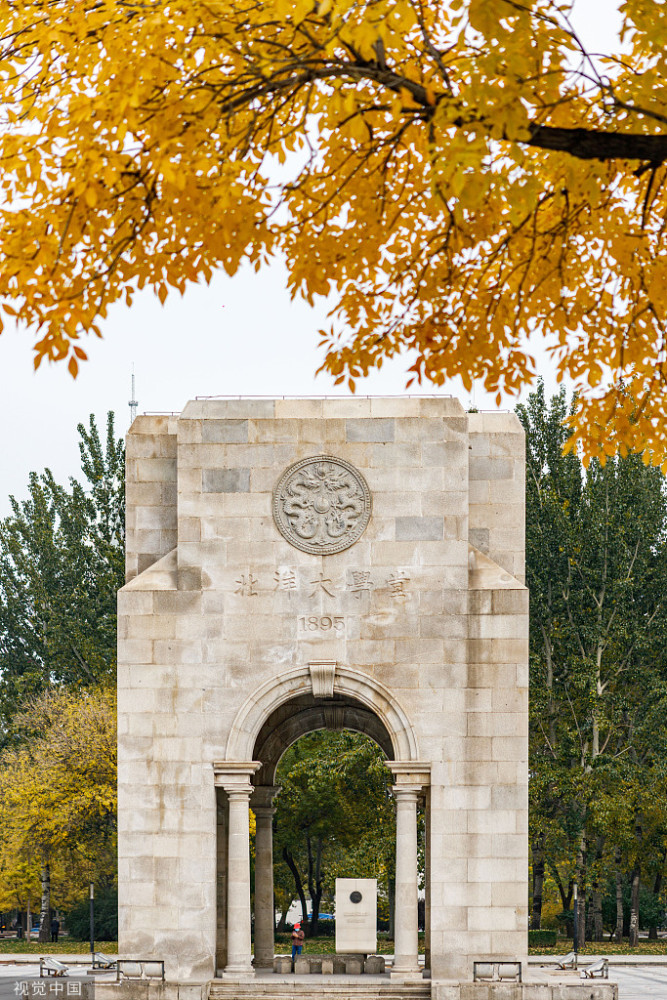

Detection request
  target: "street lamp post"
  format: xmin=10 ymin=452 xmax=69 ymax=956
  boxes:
xmin=89 ymin=885 xmax=94 ymax=959
xmin=573 ymin=883 xmax=578 ymax=970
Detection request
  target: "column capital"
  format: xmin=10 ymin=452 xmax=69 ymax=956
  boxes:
xmin=392 ymin=784 xmax=422 ymax=802
xmin=385 ymin=760 xmax=431 ymax=789
xmin=213 ymin=760 xmax=261 ymax=794
xmin=251 ymin=785 xmax=281 ymax=812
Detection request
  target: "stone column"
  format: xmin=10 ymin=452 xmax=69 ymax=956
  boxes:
xmin=251 ymin=785 xmax=280 ymax=969
xmin=387 ymin=762 xmax=431 ymax=982
xmin=423 ymin=788 xmax=431 ymax=975
xmin=214 ymin=762 xmax=260 ymax=981
xmin=215 ymin=789 xmax=228 ymax=974
xmin=392 ymin=786 xmax=421 ymax=978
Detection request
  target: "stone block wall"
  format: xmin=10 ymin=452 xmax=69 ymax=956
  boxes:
xmin=124 ymin=415 xmax=178 ymax=581
xmin=118 ymin=397 xmax=528 ymax=984
xmin=469 ymin=413 xmax=526 ymax=584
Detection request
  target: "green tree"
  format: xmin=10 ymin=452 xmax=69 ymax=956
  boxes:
xmin=274 ymin=730 xmax=395 ymax=936
xmin=520 ymin=384 xmax=667 ymax=944
xmin=0 ymin=413 xmax=124 ymax=739
xmin=0 ymin=687 xmax=117 ymax=942
xmin=65 ymin=887 xmax=118 ymax=942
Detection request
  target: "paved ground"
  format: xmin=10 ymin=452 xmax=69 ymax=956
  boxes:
xmin=609 ymin=967 xmax=667 ymax=999
xmin=2 ymin=961 xmax=667 ymax=998
xmin=0 ymin=965 xmax=112 ymax=1000
xmin=0 ymin=969 xmax=92 ymax=1000
xmin=523 ymin=964 xmax=667 ymax=998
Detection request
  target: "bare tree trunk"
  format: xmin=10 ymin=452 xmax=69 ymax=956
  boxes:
xmin=614 ymin=851 xmax=624 ymax=943
xmin=14 ymin=896 xmax=25 ymax=940
xmin=307 ymin=837 xmax=324 ymax=938
xmin=38 ymin=863 xmax=50 ymax=943
xmin=629 ymin=865 xmax=641 ymax=947
xmin=648 ymin=859 xmax=665 ymax=940
xmin=576 ymin=840 xmax=587 ymax=950
xmin=548 ymin=861 xmax=572 ymax=910
xmin=590 ymin=839 xmax=604 ymax=942
xmin=577 ymin=899 xmax=586 ymax=950
xmin=591 ymin=890 xmax=603 ymax=942
xmin=584 ymin=886 xmax=603 ymax=943
xmin=531 ymin=835 xmax=545 ymax=930
xmin=26 ymin=900 xmax=31 ymax=943
xmin=277 ymin=900 xmax=292 ymax=933
xmin=547 ymin=861 xmax=573 ymax=935
xmin=629 ymin=812 xmax=643 ymax=947
xmin=282 ymin=848 xmax=308 ymax=931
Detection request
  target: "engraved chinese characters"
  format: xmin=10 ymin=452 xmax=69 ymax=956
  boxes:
xmin=273 ymin=455 xmax=371 ymax=555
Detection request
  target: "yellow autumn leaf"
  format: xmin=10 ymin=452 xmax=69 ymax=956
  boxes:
xmin=0 ymin=688 xmax=117 ymax=910
xmin=0 ymin=0 xmax=666 ymax=462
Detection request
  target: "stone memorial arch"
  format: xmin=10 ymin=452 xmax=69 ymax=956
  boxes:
xmin=117 ymin=396 xmax=531 ymax=990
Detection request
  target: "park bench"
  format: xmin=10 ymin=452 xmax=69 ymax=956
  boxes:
xmin=580 ymin=959 xmax=609 ymax=979
xmin=553 ymin=951 xmax=577 ymax=969
xmin=92 ymin=953 xmax=117 ymax=970
xmin=473 ymin=961 xmax=522 ymax=982
xmin=116 ymin=959 xmax=165 ymax=982
xmin=40 ymin=958 xmax=69 ymax=978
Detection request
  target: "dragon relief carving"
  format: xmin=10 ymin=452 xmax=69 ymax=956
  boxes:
xmin=273 ymin=456 xmax=371 ymax=555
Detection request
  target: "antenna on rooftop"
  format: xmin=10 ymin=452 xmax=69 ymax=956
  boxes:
xmin=129 ymin=366 xmax=138 ymax=425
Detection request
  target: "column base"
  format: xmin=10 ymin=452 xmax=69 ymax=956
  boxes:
xmin=390 ymin=968 xmax=423 ymax=982
xmin=222 ymin=965 xmax=255 ymax=982
xmin=252 ymin=957 xmax=274 ymax=969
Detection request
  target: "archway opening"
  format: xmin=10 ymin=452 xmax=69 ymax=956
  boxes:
xmin=216 ymin=675 xmax=429 ymax=979
xmin=252 ymin=690 xmax=395 ymax=785
xmin=271 ymin=728 xmax=398 ymax=944
xmin=251 ymin=691 xmax=398 ymax=966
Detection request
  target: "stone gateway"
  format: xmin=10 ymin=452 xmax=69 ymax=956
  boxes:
xmin=116 ymin=397 xmax=614 ymax=999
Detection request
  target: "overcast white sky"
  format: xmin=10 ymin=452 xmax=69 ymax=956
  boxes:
xmin=0 ymin=1 xmax=621 ymax=515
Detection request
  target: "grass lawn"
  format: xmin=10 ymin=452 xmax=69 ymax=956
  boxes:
xmin=2 ymin=934 xmax=663 ymax=958
xmin=529 ymin=940 xmax=667 ymax=955
xmin=0 ymin=940 xmax=118 ymax=955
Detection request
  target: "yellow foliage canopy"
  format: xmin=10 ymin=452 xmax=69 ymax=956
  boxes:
xmin=0 ymin=687 xmax=117 ymax=910
xmin=1 ymin=1 xmax=667 ymax=458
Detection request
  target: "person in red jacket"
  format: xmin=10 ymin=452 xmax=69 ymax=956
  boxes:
xmin=291 ymin=922 xmax=305 ymax=970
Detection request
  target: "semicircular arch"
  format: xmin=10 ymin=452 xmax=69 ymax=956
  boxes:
xmin=225 ymin=664 xmax=419 ymax=765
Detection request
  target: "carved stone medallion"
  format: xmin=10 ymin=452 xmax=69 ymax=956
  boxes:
xmin=273 ymin=455 xmax=372 ymax=555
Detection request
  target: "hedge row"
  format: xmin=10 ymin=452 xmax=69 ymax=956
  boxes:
xmin=528 ymin=929 xmax=558 ymax=947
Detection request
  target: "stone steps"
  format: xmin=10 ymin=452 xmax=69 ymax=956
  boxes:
xmin=209 ymin=981 xmax=431 ymax=1000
